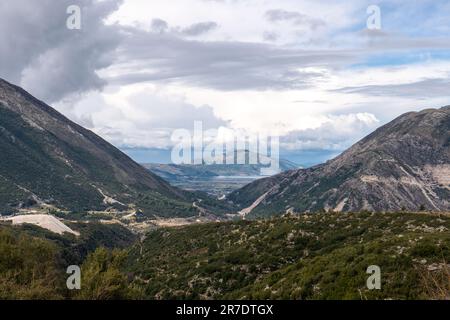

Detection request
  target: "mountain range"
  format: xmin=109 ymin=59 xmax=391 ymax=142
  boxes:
xmin=1 ymin=78 xmax=449 ymax=221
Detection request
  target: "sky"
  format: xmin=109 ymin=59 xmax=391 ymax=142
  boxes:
xmin=1 ymin=0 xmax=450 ymax=166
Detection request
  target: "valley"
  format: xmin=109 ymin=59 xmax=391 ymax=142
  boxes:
xmin=0 ymin=79 xmax=449 ymax=300
xmin=142 ymin=156 xmax=299 ymax=197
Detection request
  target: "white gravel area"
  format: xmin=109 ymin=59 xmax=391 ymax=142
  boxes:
xmin=0 ymin=214 xmax=79 ymax=236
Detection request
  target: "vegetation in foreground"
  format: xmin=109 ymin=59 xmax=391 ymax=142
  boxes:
xmin=0 ymin=222 xmax=137 ymax=299
xmin=128 ymin=211 xmax=450 ymax=300
xmin=1 ymin=212 xmax=449 ymax=300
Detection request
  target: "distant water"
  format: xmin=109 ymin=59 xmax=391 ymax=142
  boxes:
xmin=213 ymin=176 xmax=263 ymax=180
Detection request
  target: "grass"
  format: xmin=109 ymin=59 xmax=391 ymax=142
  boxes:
xmin=417 ymin=259 xmax=450 ymax=300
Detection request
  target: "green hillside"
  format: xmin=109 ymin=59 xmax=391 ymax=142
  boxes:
xmin=0 ymin=78 xmax=225 ymax=218
xmin=1 ymin=211 xmax=449 ymax=300
xmin=127 ymin=212 xmax=450 ymax=300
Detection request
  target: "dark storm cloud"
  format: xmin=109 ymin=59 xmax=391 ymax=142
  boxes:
xmin=0 ymin=0 xmax=122 ymax=102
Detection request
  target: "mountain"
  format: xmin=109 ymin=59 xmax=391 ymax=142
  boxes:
xmin=143 ymin=153 xmax=299 ymax=196
xmin=228 ymin=107 xmax=450 ymax=217
xmin=0 ymin=78 xmax=198 ymax=217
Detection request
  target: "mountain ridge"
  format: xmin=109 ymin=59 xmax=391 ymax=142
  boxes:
xmin=0 ymin=78 xmax=196 ymax=217
xmin=228 ymin=106 xmax=450 ymax=217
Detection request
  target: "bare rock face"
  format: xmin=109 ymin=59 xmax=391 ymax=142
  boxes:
xmin=0 ymin=78 xmax=192 ymax=217
xmin=229 ymin=107 xmax=450 ymax=216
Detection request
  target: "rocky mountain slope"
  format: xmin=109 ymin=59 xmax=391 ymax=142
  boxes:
xmin=0 ymin=78 xmax=198 ymax=217
xmin=228 ymin=107 xmax=450 ymax=217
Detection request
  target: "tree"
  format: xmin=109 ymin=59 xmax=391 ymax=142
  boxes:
xmin=0 ymin=228 xmax=63 ymax=299
xmin=75 ymin=247 xmax=140 ymax=300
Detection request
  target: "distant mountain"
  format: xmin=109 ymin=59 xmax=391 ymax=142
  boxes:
xmin=0 ymin=78 xmax=199 ymax=218
xmin=228 ymin=107 xmax=450 ymax=217
xmin=143 ymin=153 xmax=299 ymax=196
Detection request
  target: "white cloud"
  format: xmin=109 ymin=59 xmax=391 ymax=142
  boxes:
xmin=107 ymin=0 xmax=359 ymax=44
xmin=55 ymin=84 xmax=227 ymax=149
xmin=280 ymin=113 xmax=380 ymax=151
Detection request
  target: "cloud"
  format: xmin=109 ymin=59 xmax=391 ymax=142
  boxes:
xmin=3 ymin=0 xmax=449 ymax=103
xmin=105 ymin=28 xmax=355 ymax=91
xmin=149 ymin=19 xmax=218 ymax=37
xmin=0 ymin=0 xmax=122 ymax=103
xmin=335 ymin=78 xmax=450 ymax=99
xmin=265 ymin=9 xmax=325 ymax=30
xmin=151 ymin=18 xmax=169 ymax=33
xmin=65 ymin=85 xmax=228 ymax=149
xmin=98 ymin=3 xmax=449 ymax=94
xmin=262 ymin=31 xmax=279 ymax=42
xmin=281 ymin=113 xmax=380 ymax=151
xmin=182 ymin=21 xmax=218 ymax=36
